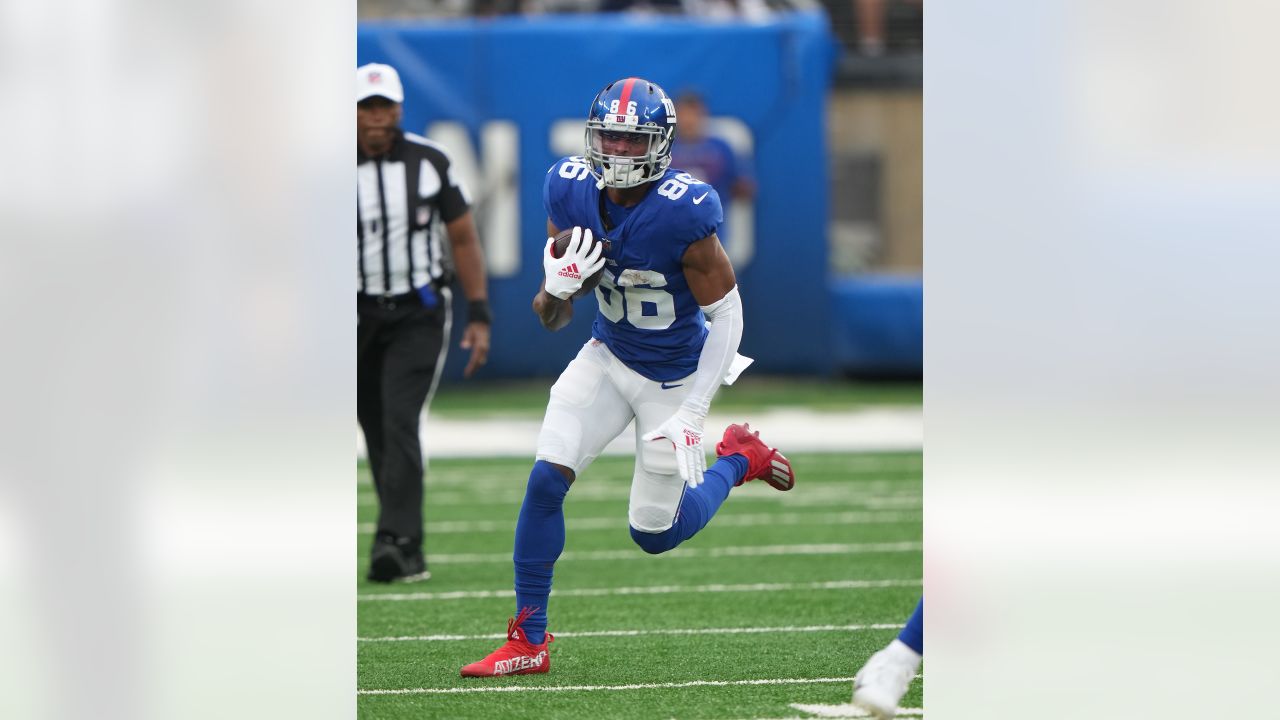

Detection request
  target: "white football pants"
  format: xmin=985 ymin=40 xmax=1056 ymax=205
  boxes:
xmin=536 ymin=339 xmax=694 ymax=533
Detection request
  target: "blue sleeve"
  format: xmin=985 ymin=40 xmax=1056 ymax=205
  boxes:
xmin=660 ymin=183 xmax=723 ymax=267
xmin=543 ymin=158 xmax=575 ymax=231
xmin=687 ymin=186 xmax=723 ymax=241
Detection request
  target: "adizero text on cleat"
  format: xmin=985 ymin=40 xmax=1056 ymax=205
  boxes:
xmin=460 ymin=607 xmax=554 ymax=677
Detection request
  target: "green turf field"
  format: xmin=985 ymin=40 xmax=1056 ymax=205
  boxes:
xmin=357 ymin=451 xmax=923 ymax=719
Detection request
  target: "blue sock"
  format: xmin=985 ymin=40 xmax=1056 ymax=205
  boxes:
xmin=898 ymin=598 xmax=923 ymax=654
xmin=512 ymin=461 xmax=569 ymax=645
xmin=630 ymin=454 xmax=748 ymax=554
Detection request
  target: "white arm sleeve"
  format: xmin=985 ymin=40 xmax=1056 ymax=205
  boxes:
xmin=681 ymin=285 xmax=744 ymax=417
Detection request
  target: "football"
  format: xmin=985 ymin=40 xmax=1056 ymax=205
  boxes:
xmin=550 ymin=227 xmax=607 ymax=299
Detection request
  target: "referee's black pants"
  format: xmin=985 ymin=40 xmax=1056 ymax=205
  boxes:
xmin=357 ymin=290 xmax=450 ymax=549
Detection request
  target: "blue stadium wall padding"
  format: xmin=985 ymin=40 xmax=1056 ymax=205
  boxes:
xmin=358 ymin=13 xmax=837 ymax=380
xmin=829 ymin=274 xmax=922 ymax=377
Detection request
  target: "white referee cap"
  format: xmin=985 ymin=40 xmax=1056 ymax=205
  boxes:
xmin=356 ymin=63 xmax=404 ymax=103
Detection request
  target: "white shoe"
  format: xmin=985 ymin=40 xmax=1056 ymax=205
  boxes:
xmin=852 ymin=639 xmax=921 ymax=719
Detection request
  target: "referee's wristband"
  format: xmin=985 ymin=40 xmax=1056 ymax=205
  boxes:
xmin=467 ymin=299 xmax=492 ymax=325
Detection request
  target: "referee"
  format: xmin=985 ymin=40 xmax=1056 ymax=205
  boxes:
xmin=357 ymin=63 xmax=491 ymax=583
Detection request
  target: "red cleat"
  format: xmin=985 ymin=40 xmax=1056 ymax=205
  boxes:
xmin=460 ymin=607 xmax=554 ymax=677
xmin=716 ymin=423 xmax=795 ymax=491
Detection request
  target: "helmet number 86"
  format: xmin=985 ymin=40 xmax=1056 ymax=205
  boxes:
xmin=609 ymin=99 xmax=638 ymax=116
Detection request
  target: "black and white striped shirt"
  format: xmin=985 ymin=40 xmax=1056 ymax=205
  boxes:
xmin=357 ymin=130 xmax=470 ymax=295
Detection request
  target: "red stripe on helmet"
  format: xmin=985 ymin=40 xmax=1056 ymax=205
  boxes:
xmin=617 ymin=78 xmax=638 ymax=119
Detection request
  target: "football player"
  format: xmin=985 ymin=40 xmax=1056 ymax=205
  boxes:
xmin=460 ymin=77 xmax=796 ymax=678
xmin=852 ymin=598 xmax=924 ymax=718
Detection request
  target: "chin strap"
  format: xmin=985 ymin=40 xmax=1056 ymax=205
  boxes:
xmin=595 ymin=161 xmax=654 ymax=190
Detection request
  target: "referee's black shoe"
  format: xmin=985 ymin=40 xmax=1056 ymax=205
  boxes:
xmin=367 ymin=532 xmax=431 ymax=583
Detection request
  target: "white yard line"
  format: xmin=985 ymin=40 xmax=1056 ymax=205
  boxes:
xmin=357 ymin=510 xmax=920 ymax=535
xmin=790 ymin=703 xmax=924 ymax=718
xmin=359 ymin=578 xmax=920 ymax=602
xmin=358 ymin=407 xmax=923 ymax=460
xmin=359 ymin=676 xmax=857 ymax=696
xmin=359 ymin=623 xmax=905 ymax=642
xmin=423 ymin=542 xmax=921 ymax=565
xmin=359 ymin=454 xmax=920 ymax=488
xmin=359 ymin=489 xmax=920 ymax=508
xmin=734 ymin=715 xmax=922 ymax=720
xmin=357 ymin=482 xmax=916 ymax=498
xmin=359 ymin=477 xmax=918 ymax=493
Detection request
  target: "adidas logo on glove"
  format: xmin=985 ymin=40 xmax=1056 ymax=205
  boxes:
xmin=557 ymin=263 xmax=581 ymax=280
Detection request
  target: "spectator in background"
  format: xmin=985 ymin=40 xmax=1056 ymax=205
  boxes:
xmin=597 ymin=0 xmax=683 ymax=14
xmin=854 ymin=0 xmax=887 ymax=56
xmin=357 ymin=63 xmax=492 ymax=583
xmin=472 ymin=0 xmax=523 ymax=16
xmin=854 ymin=0 xmax=923 ymax=57
xmin=598 ymin=0 xmax=770 ymax=17
xmin=682 ymin=0 xmax=772 ymax=21
xmin=670 ymin=91 xmax=755 ymax=254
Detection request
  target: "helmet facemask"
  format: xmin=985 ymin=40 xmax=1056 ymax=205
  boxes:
xmin=584 ymin=122 xmax=673 ymax=189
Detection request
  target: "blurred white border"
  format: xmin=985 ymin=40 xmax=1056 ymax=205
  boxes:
xmin=0 ymin=1 xmax=355 ymax=718
xmin=927 ymin=1 xmax=1280 ymax=718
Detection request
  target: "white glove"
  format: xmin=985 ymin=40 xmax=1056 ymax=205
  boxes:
xmin=641 ymin=407 xmax=707 ymax=488
xmin=543 ymin=226 xmax=605 ymax=300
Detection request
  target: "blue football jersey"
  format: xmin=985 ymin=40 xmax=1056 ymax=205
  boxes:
xmin=544 ymin=156 xmax=724 ymax=382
